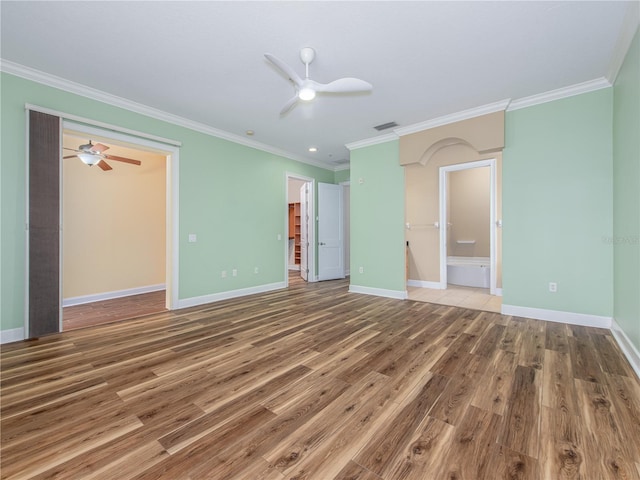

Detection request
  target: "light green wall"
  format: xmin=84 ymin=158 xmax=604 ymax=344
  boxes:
xmin=350 ymin=140 xmax=405 ymax=293
xmin=613 ymin=28 xmax=640 ymax=350
xmin=334 ymin=169 xmax=350 ymax=184
xmin=503 ymin=88 xmax=613 ymax=317
xmin=0 ymin=73 xmax=334 ymax=332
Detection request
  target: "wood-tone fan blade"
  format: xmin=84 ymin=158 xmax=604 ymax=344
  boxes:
xmin=63 ymin=155 xmax=77 ymax=159
xmin=92 ymin=143 xmax=109 ymax=153
xmin=97 ymin=160 xmax=113 ymax=171
xmin=104 ymin=154 xmax=141 ymax=166
xmin=63 ymin=147 xmax=79 ymax=152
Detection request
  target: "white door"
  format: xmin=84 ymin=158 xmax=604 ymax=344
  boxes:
xmin=300 ymin=183 xmax=309 ymax=281
xmin=318 ymin=182 xmax=345 ymax=281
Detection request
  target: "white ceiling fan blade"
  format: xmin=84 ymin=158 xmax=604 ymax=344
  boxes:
xmin=280 ymin=95 xmax=299 ymax=115
xmin=314 ymin=77 xmax=373 ymax=94
xmin=265 ymin=53 xmax=303 ymax=87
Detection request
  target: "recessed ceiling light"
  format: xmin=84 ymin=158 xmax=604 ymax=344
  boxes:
xmin=308 ymin=147 xmax=318 ymax=152
xmin=245 ymin=130 xmax=254 ymax=136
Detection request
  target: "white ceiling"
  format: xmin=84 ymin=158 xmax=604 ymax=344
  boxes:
xmin=1 ymin=1 xmax=635 ymax=169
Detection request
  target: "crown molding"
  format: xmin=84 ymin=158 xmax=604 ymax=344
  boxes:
xmin=0 ymin=59 xmax=333 ymax=172
xmin=347 ymin=73 xmax=616 ymax=150
xmin=606 ymin=2 xmax=640 ymax=84
xmin=3 ymin=59 xmax=621 ymax=167
xmin=507 ymin=77 xmax=612 ymax=111
xmin=393 ymin=99 xmax=511 ymax=137
xmin=345 ymin=132 xmax=398 ymax=151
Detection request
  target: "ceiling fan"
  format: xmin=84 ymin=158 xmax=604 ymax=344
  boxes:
xmin=63 ymin=141 xmax=142 ymax=171
xmin=265 ymin=47 xmax=373 ymax=115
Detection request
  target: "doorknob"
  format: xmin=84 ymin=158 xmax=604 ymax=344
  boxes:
xmin=319 ymin=242 xmax=326 ymax=245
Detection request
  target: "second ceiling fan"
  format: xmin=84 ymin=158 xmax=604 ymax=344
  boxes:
xmin=64 ymin=141 xmax=142 ymax=171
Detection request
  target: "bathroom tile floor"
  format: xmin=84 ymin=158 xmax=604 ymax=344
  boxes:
xmin=407 ymin=284 xmax=502 ymax=313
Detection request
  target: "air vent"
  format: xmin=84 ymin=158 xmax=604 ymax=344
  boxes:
xmin=373 ymin=121 xmax=398 ymax=131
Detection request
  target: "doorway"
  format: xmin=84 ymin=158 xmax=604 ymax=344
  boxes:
xmin=432 ymin=159 xmax=501 ymax=312
xmin=26 ymin=110 xmax=180 ymax=337
xmin=439 ymin=159 xmax=496 ymax=293
xmin=285 ymin=174 xmax=314 ymax=286
xmin=406 ymin=158 xmax=501 ymax=312
xmin=61 ymin=129 xmax=169 ymax=330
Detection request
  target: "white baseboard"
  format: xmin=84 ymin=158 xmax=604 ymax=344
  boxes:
xmin=63 ymin=284 xmax=165 ymax=307
xmin=408 ymin=280 xmax=503 ymax=297
xmin=611 ymin=318 xmax=640 ymax=380
xmin=288 ymin=265 xmax=301 ymax=271
xmin=501 ymin=304 xmax=612 ymax=329
xmin=407 ymin=279 xmax=445 ymax=289
xmin=176 ymin=282 xmax=286 ymax=309
xmin=1 ymin=327 xmax=25 ymax=344
xmin=349 ymin=284 xmax=408 ymax=300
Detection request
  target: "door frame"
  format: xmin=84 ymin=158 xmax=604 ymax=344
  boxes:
xmin=438 ymin=158 xmax=497 ymax=295
xmin=285 ymin=173 xmax=315 ymax=286
xmin=25 ymin=105 xmax=180 ymax=337
xmin=62 ymin=121 xmax=180 ymax=315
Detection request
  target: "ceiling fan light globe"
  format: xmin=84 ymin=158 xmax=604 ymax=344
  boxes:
xmin=78 ymin=153 xmax=101 ymax=166
xmin=298 ymin=87 xmax=316 ymax=101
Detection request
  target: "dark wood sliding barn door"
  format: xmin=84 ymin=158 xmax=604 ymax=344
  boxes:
xmin=28 ymin=110 xmax=61 ymax=337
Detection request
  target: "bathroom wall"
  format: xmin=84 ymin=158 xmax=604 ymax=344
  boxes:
xmin=448 ymin=166 xmax=490 ymax=257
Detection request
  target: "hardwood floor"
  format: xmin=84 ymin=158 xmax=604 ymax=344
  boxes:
xmin=2 ymin=278 xmax=639 ymax=479
xmin=63 ymin=290 xmax=167 ymax=331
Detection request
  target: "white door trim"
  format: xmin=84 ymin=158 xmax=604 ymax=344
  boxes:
xmin=438 ymin=159 xmax=497 ymax=294
xmin=285 ymin=173 xmax=315 ymax=286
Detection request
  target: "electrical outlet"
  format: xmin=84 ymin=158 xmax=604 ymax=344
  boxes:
xmin=188 ymin=234 xmax=197 ymax=243
xmin=549 ymin=282 xmax=557 ymax=293
xmin=254 ymin=267 xmax=259 ymax=274
xmin=221 ymin=270 xmax=227 ymax=278
xmin=359 ymin=266 xmax=364 ymax=274
xmin=232 ymin=269 xmax=237 ymax=277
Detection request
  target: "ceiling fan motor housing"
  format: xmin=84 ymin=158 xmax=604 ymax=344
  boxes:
xmin=300 ymin=47 xmax=315 ymax=65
